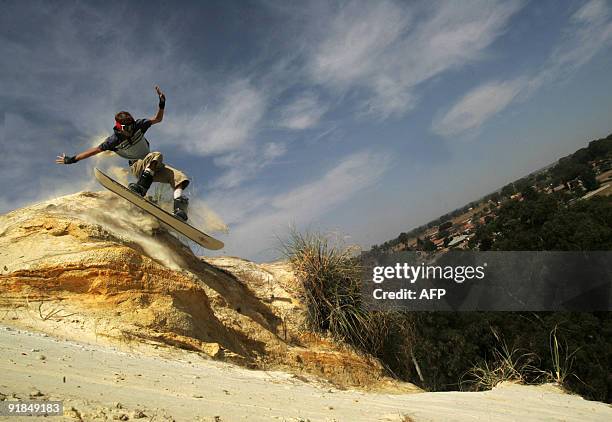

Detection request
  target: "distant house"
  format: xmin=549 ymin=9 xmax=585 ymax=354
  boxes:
xmin=424 ymin=229 xmax=437 ymax=238
xmin=448 ymin=235 xmax=469 ymax=248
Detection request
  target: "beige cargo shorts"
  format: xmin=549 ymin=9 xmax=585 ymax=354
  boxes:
xmin=130 ymin=152 xmax=190 ymax=189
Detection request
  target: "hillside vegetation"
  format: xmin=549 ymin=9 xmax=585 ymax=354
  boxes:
xmin=357 ymin=133 xmax=612 ymax=402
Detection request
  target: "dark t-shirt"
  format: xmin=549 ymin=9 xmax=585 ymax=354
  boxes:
xmin=99 ymin=119 xmax=152 ymax=151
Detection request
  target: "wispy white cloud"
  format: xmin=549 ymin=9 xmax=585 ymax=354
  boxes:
xmin=572 ymin=0 xmax=609 ymax=24
xmin=545 ymin=0 xmax=612 ymax=79
xmin=433 ymin=0 xmax=612 ymax=137
xmin=269 ymin=151 xmax=387 ymax=212
xmin=432 ymin=79 xmax=524 ymax=137
xmin=0 ymin=3 xmax=279 ymax=195
xmin=160 ymin=79 xmax=268 ymax=156
xmin=309 ymin=1 xmax=411 ymax=88
xmin=217 ymin=150 xmax=391 ymax=259
xmin=212 ymin=141 xmax=287 ymax=189
xmin=307 ymin=0 xmax=523 ymax=118
xmin=0 ymin=3 xmax=188 ymax=135
xmin=278 ymin=93 xmax=328 ymax=130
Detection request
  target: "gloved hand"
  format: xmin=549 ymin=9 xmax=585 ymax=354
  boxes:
xmin=155 ymin=85 xmax=166 ymax=109
xmin=55 ymin=153 xmax=78 ymax=164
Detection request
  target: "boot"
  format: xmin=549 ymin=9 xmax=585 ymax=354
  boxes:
xmin=173 ymin=196 xmax=189 ymax=221
xmin=129 ymin=169 xmax=153 ymax=197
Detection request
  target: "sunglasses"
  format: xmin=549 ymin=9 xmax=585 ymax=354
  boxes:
xmin=115 ymin=121 xmax=134 ymax=132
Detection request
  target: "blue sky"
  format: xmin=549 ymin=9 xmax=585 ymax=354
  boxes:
xmin=1 ymin=0 xmax=612 ymax=261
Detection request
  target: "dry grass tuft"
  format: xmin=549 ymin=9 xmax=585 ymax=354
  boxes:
xmin=281 ymin=230 xmax=390 ymax=355
xmin=548 ymin=325 xmax=580 ymax=386
xmin=462 ymin=328 xmax=546 ymax=390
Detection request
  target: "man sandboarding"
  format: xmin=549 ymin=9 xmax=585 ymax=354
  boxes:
xmin=56 ymin=86 xmax=190 ymax=221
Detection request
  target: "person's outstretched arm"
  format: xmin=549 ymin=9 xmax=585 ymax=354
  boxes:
xmin=149 ymin=85 xmax=165 ymax=125
xmin=55 ymin=146 xmax=103 ymax=165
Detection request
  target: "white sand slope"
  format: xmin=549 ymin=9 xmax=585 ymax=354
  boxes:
xmin=1 ymin=326 xmax=610 ymax=422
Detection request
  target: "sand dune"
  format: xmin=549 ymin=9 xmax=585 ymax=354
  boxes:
xmin=1 ymin=192 xmax=610 ymax=421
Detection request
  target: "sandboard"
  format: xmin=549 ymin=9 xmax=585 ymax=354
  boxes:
xmin=94 ymin=168 xmax=224 ymax=250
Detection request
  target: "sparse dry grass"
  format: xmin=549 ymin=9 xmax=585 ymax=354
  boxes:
xmin=462 ymin=328 xmax=545 ymax=390
xmin=462 ymin=327 xmax=581 ymax=392
xmin=548 ymin=325 xmax=580 ymax=386
xmin=281 ymin=230 xmax=392 ymax=356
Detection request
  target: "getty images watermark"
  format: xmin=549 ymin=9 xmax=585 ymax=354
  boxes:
xmin=362 ymin=251 xmax=612 ymax=311
xmin=371 ymin=262 xmax=487 ymax=301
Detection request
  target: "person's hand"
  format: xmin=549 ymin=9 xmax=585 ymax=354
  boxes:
xmin=56 ymin=153 xmax=77 ymax=164
xmin=155 ymin=85 xmax=166 ymax=103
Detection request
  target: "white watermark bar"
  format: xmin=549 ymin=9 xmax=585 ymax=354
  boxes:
xmin=0 ymin=401 xmax=63 ymax=416
xmin=361 ymin=251 xmax=612 ymax=311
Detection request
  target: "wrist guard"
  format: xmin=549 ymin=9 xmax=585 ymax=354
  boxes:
xmin=159 ymin=96 xmax=165 ymax=109
xmin=64 ymin=155 xmax=78 ymax=164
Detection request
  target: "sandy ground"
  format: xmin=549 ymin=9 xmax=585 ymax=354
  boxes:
xmin=1 ymin=326 xmax=611 ymax=422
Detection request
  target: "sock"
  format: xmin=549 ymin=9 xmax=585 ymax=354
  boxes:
xmin=174 ymin=188 xmax=184 ymax=199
